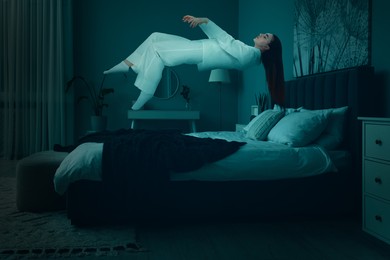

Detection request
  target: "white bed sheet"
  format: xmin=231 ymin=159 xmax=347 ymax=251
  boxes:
xmin=54 ymin=131 xmax=338 ymax=195
xmin=172 ymin=131 xmax=337 ymax=181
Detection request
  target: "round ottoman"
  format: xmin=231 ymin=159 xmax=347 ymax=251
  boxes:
xmin=16 ymin=150 xmax=68 ymax=212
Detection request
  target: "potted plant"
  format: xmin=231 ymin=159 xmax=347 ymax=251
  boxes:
xmin=180 ymin=85 xmax=191 ymax=110
xmin=66 ymin=75 xmax=114 ymax=131
xmin=255 ymin=92 xmax=269 ymax=113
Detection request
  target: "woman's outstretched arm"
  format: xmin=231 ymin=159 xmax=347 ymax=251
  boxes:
xmin=182 ymin=15 xmax=209 ymax=28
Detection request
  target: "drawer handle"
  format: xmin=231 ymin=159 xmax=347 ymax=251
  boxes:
xmin=375 ymin=215 xmax=383 ymax=222
xmin=375 ymin=177 xmax=382 ymax=184
xmin=375 ymin=139 xmax=383 ymax=146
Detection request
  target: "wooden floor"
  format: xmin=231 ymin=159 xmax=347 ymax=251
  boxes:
xmin=2 ymin=159 xmax=390 ymax=259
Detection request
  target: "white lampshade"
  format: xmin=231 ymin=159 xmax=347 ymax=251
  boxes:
xmin=208 ymin=69 xmax=231 ymax=83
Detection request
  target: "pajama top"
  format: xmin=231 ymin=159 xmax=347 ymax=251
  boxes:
xmin=197 ymin=20 xmax=261 ymax=71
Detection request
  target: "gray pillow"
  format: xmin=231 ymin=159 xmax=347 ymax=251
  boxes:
xmin=267 ymin=110 xmax=331 ymax=147
xmin=245 ymin=110 xmax=284 ymax=141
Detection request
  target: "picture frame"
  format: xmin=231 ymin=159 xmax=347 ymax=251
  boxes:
xmin=293 ymin=0 xmax=371 ymax=77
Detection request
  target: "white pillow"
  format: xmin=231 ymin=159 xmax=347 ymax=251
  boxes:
xmin=54 ymin=142 xmax=103 ymax=195
xmin=267 ymin=110 xmax=331 ymax=147
xmin=245 ymin=110 xmax=284 ymax=140
xmin=301 ymin=106 xmax=348 ymax=150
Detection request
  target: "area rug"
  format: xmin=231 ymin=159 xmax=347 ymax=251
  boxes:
xmin=0 ymin=177 xmax=144 ymax=258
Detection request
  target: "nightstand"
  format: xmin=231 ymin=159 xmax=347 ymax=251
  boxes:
xmin=359 ymin=117 xmax=390 ymax=245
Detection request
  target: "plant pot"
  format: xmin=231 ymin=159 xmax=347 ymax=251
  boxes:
xmin=90 ymin=115 xmax=107 ymax=132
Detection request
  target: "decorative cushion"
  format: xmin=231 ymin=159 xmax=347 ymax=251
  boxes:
xmin=267 ymin=110 xmax=331 ymax=147
xmin=244 ymin=110 xmax=284 ymax=140
xmin=301 ymin=106 xmax=349 ymax=150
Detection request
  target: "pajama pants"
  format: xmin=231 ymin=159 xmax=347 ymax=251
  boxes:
xmin=126 ymin=32 xmax=203 ymax=95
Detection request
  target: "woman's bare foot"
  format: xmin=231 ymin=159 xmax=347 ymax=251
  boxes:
xmin=103 ymin=61 xmax=129 ymax=74
xmin=124 ymin=59 xmax=133 ymax=67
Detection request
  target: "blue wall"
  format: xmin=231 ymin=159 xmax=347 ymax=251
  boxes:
xmin=372 ymin=0 xmax=390 ymax=116
xmin=238 ymin=0 xmax=294 ymax=124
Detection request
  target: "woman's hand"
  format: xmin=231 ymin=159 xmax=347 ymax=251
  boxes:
xmin=182 ymin=15 xmax=208 ymax=28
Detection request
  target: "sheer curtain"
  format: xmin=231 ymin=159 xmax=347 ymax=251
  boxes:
xmin=1 ymin=0 xmax=73 ymax=159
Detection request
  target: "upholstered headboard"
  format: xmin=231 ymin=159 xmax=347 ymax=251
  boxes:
xmin=284 ymin=66 xmax=376 ymax=172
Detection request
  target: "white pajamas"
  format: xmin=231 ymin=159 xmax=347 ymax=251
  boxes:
xmin=126 ymin=33 xmax=203 ymax=95
xmin=106 ymin=20 xmax=261 ymax=109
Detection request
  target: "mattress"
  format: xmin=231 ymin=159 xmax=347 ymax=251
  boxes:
xmin=53 ymin=131 xmax=343 ymax=195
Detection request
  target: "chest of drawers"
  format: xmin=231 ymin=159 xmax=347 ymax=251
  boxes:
xmin=360 ymin=117 xmax=390 ymax=244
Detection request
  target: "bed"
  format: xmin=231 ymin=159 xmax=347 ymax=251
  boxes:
xmin=58 ymin=66 xmax=377 ymax=226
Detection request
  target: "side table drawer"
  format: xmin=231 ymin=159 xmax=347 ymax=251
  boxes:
xmin=364 ymin=160 xmax=390 ymax=200
xmin=365 ymin=124 xmax=390 ymax=161
xmin=364 ymin=196 xmax=390 ymax=242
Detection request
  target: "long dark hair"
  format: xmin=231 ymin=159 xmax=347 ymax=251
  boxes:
xmin=260 ymin=34 xmax=285 ymax=106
